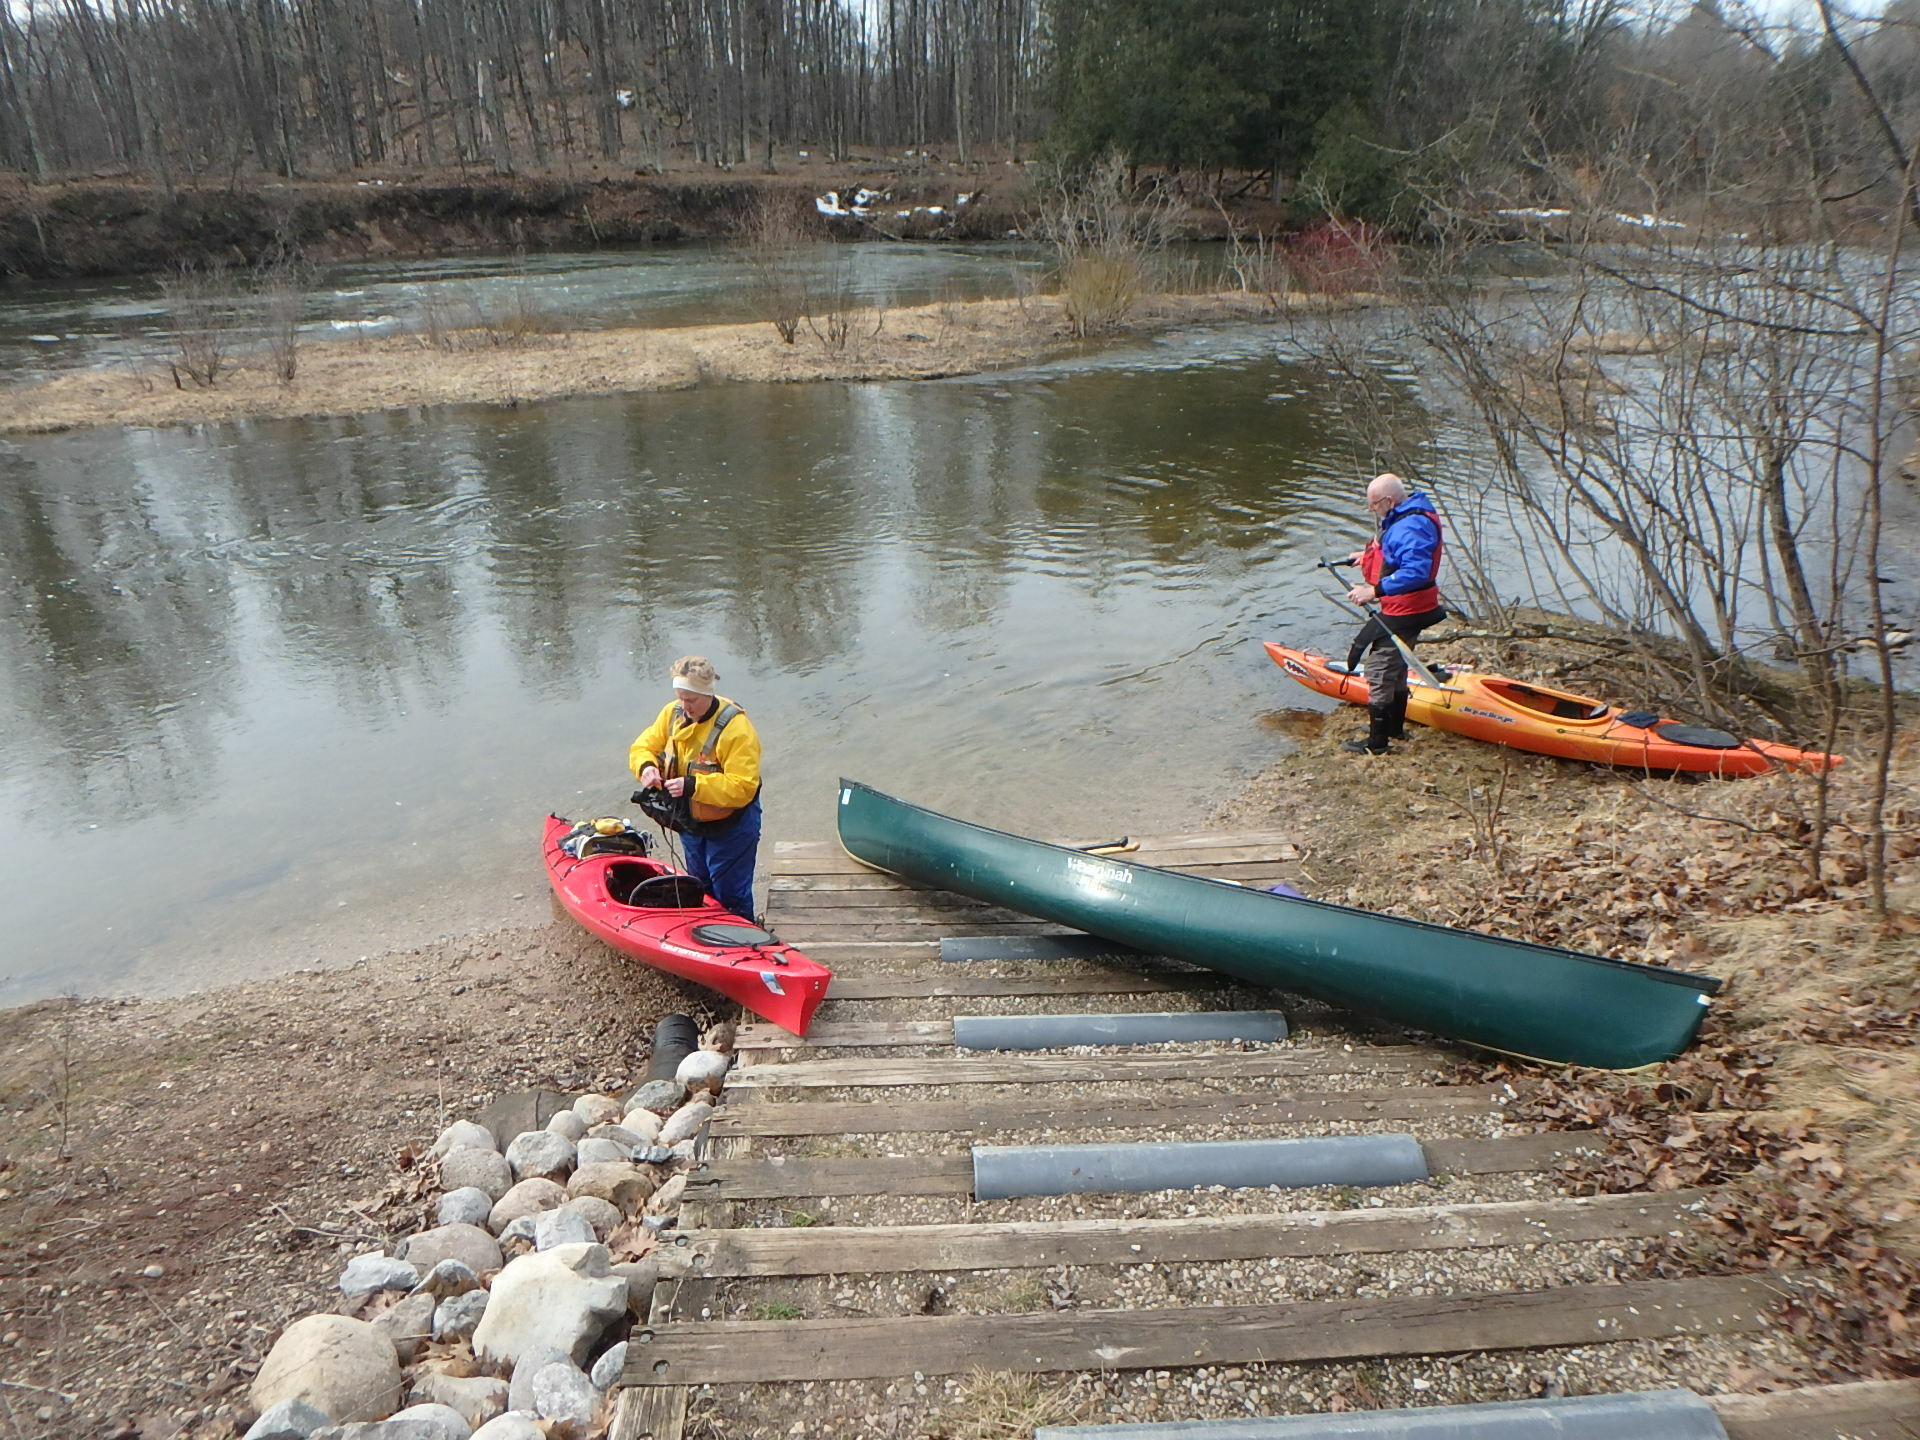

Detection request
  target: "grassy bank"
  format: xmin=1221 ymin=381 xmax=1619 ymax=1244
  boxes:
xmin=0 ymin=290 xmax=1312 ymax=435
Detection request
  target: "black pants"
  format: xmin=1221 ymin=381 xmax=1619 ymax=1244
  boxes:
xmin=1348 ymin=607 xmax=1445 ymax=743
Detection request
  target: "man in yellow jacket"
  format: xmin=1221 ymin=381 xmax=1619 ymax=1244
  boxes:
xmin=629 ymin=655 xmax=764 ymax=922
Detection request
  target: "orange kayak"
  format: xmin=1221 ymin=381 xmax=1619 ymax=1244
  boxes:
xmin=1264 ymin=642 xmax=1842 ymax=776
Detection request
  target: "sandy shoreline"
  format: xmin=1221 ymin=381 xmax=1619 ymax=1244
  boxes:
xmin=0 ymin=290 xmax=1316 ymax=435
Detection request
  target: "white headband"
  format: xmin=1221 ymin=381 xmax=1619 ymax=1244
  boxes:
xmin=670 ymin=672 xmax=716 ymax=696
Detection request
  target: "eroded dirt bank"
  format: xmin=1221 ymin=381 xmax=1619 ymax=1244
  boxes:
xmin=0 ymin=170 xmax=1039 ymax=284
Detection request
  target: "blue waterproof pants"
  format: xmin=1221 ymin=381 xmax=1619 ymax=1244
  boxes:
xmin=684 ymin=796 xmax=762 ymax=923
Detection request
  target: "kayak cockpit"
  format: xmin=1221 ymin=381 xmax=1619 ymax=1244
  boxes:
xmin=605 ymin=861 xmax=709 ymax=910
xmin=1480 ymin=679 xmax=1611 ymax=723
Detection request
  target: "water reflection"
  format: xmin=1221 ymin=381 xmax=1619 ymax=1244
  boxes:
xmin=0 ymin=330 xmax=1430 ymax=1003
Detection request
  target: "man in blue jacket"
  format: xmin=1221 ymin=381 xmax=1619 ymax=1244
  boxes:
xmin=1342 ymin=474 xmax=1445 ymax=755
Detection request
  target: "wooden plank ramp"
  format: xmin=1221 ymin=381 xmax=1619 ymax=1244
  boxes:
xmin=609 ymin=826 xmax=1892 ymax=1440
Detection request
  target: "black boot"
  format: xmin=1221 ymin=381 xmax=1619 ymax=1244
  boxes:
xmin=1384 ymin=692 xmax=1411 ymax=742
xmin=1343 ymin=708 xmax=1395 ymax=754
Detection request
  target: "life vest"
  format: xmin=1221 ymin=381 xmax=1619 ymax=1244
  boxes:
xmin=1360 ymin=505 xmax=1444 ymax=617
xmin=665 ymin=701 xmax=757 ymax=823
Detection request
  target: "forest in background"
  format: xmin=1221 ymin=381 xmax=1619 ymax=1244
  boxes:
xmin=0 ymin=0 xmax=1913 ymax=232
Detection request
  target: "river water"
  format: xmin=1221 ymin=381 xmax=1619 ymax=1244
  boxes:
xmin=1 ymin=272 xmax=1440 ymax=1003
xmin=3 ymin=242 xmax=1909 ymax=1005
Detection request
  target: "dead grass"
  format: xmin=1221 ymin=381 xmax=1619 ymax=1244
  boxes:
xmin=1225 ymin=610 xmax=1920 ymax=1376
xmin=931 ymin=1369 xmax=1094 ymax=1439
xmin=0 ymin=290 xmax=1327 ymax=436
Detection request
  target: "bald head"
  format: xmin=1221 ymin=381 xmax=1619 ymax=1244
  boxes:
xmin=1369 ymin=473 xmax=1407 ymax=504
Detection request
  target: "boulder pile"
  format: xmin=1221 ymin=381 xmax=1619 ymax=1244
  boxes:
xmin=240 ymin=1035 xmax=731 ymax=1440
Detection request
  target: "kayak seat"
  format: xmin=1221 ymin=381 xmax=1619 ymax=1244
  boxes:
xmin=610 ymin=868 xmax=711 ymax=909
xmin=1548 ymin=696 xmax=1609 ymax=720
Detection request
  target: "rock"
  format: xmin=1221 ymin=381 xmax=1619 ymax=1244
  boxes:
xmin=398 ymin=1223 xmax=503 ymax=1275
xmin=623 ymin=1079 xmax=683 ymax=1116
xmin=378 ymin=1405 xmax=472 ymax=1440
xmin=339 ymin=1253 xmax=421 ymax=1296
xmin=475 ymin=1090 xmax=571 ymax=1149
xmin=572 ymin=1094 xmax=624 ymax=1127
xmin=574 ymin=1137 xmax=631 ymax=1168
xmin=611 ymin=1258 xmax=659 ymax=1318
xmin=407 ymin=1372 xmax=505 ymax=1432
xmin=504 ymin=1130 xmax=575 ymax=1183
xmin=589 ymin=1341 xmax=628 ymax=1390
xmin=371 ymin=1291 xmax=437 ymax=1364
xmin=437 ymin=1148 xmax=513 ymax=1201
xmin=251 ymin=1314 xmax=402 ymax=1424
xmin=534 ymin=1207 xmax=597 ymax=1250
xmin=566 ymin=1162 xmax=655 ymax=1212
xmin=644 ymin=1174 xmax=687 ymax=1215
xmin=410 ymin=1259 xmax=480 ymax=1301
xmin=505 ymin=1347 xmax=567 ymax=1415
xmin=562 ymin=1196 xmax=622 ymax=1237
xmin=500 ymin=1216 xmax=539 ymax=1245
xmin=543 ymin=1111 xmax=588 ymax=1143
xmin=469 ymin=1415 xmax=545 ymax=1440
xmin=471 ymin=1243 xmax=628 ymax=1369
xmin=588 ymin=1123 xmax=648 ymax=1148
xmin=432 ymin=1288 xmax=489 ymax=1343
xmin=675 ymin=1050 xmax=730 ymax=1094
xmin=435 ymin=1187 xmax=494 ymax=1228
xmin=243 ymin=1397 xmax=335 ymax=1440
xmin=487 ymin=1178 xmax=567 ymax=1234
xmin=529 ymin=1360 xmax=598 ymax=1427
xmin=429 ymin=1121 xmax=496 ymax=1159
xmin=617 ymin=1109 xmax=663 ymax=1142
xmin=657 ymin=1100 xmax=713 ymax=1147
xmin=310 ymin=1412 xmax=470 ymax=1440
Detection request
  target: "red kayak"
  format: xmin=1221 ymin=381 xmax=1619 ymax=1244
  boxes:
xmin=543 ymin=814 xmax=831 ymax=1035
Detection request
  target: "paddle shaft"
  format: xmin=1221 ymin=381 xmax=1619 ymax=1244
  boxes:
xmin=1316 ymin=556 xmax=1444 ymax=691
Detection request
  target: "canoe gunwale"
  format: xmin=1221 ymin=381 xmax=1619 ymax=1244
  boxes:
xmin=835 ymin=783 xmax=1720 ymax=1000
xmin=834 ymin=780 xmax=1724 ymax=1069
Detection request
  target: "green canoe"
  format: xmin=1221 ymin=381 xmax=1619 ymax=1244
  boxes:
xmin=836 ymin=780 xmax=1721 ymax=1070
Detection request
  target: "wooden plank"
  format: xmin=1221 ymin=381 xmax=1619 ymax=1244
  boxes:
xmin=1715 ymin=1379 xmax=1920 ymax=1440
xmin=769 ymin=889 xmax=1018 ymax=912
xmin=771 ymin=925 xmax=1059 ymax=948
xmin=821 ymin=971 xmax=1228 ymax=1001
xmin=723 ymin=1049 xmax=1438 ymax=1089
xmin=770 ymin=906 xmax=1050 ymax=929
xmin=684 ymin=1133 xmax=1595 ymax=1200
xmin=710 ymin=1085 xmax=1500 ymax=1137
xmin=687 ymin=1153 xmax=973 ymax=1199
xmin=658 ymin=1191 xmax=1698 ymax=1278
xmin=737 ymin=1018 xmax=956 ymax=1050
xmin=774 ymin=829 xmax=1301 ymax=862
xmin=770 ymin=860 xmax=1302 ymax=893
xmin=623 ymin=1273 xmax=1777 ymax=1384
xmin=772 ymin=846 xmax=1303 ymax=878
xmin=1423 ymin=1132 xmax=1604 ymax=1174
xmin=769 ymin=940 xmax=940 ymax=964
